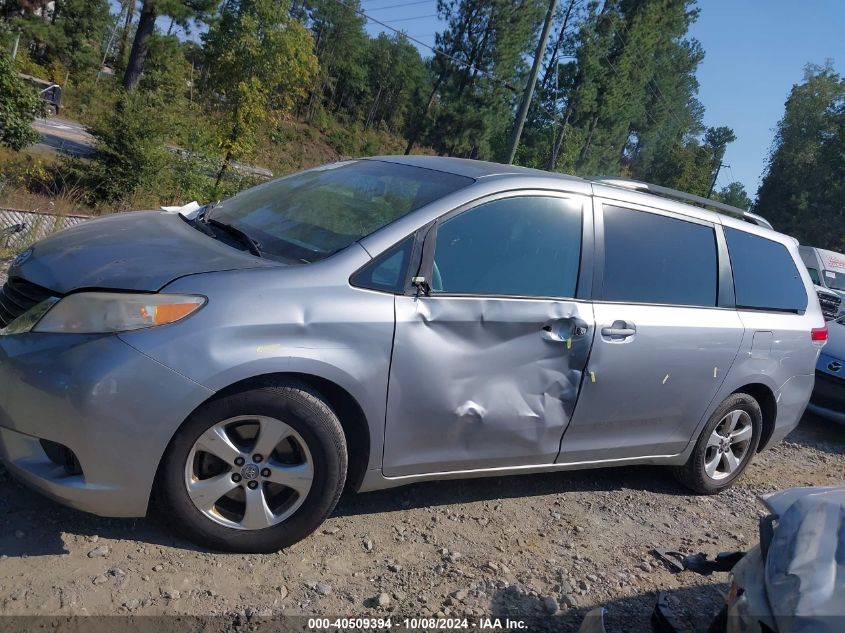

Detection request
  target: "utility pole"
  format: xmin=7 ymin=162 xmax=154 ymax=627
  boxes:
xmin=11 ymin=32 xmax=20 ymax=59
xmin=505 ymin=0 xmax=558 ymax=165
xmin=707 ymin=162 xmax=728 ymax=198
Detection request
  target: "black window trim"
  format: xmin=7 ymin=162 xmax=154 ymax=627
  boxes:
xmin=593 ymin=198 xmax=730 ymax=310
xmin=414 ymin=189 xmax=594 ymax=302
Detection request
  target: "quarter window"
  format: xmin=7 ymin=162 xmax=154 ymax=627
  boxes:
xmin=351 ymin=236 xmax=414 ymax=293
xmin=724 ymin=228 xmax=808 ymax=312
xmin=431 ymin=196 xmax=583 ymax=298
xmin=601 ymin=205 xmax=718 ymax=307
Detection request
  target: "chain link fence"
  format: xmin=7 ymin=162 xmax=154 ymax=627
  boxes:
xmin=0 ymin=207 xmax=91 ymax=254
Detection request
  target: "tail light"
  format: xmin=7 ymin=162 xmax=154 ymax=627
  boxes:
xmin=811 ymin=324 xmax=828 ymax=344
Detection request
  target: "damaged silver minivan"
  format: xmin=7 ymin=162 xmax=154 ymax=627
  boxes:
xmin=0 ymin=157 xmax=826 ymax=552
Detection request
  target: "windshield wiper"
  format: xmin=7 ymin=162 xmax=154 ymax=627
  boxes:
xmin=204 ymin=218 xmax=263 ymax=257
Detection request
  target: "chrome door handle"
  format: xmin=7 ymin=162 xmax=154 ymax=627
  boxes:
xmin=601 ymin=327 xmax=635 ymax=337
xmin=601 ymin=320 xmax=636 ymax=340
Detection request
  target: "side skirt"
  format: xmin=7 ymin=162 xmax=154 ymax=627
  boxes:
xmin=357 ymin=450 xmax=692 ymax=493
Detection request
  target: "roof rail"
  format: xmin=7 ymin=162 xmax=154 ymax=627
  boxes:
xmin=590 ymin=177 xmax=774 ymax=230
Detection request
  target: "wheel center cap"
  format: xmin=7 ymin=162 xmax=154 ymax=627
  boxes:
xmin=241 ymin=464 xmax=259 ymax=480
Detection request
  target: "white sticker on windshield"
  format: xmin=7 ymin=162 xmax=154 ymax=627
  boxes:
xmin=826 ymin=270 xmax=836 ymax=278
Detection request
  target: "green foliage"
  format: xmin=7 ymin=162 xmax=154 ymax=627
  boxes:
xmin=85 ymin=89 xmax=172 ymax=203
xmin=5 ymin=0 xmax=110 ymax=78
xmin=754 ymin=63 xmax=845 ymax=251
xmin=122 ymin=0 xmax=216 ymax=90
xmin=412 ymin=0 xmax=548 ymax=159
xmin=715 ymin=182 xmax=751 ymax=210
xmin=0 ymin=51 xmax=44 ymax=150
xmin=201 ymin=0 xmax=318 ymax=184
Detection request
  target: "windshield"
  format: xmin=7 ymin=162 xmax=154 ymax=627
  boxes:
xmin=208 ymin=160 xmax=473 ymax=262
xmin=824 ymin=269 xmax=845 ymax=291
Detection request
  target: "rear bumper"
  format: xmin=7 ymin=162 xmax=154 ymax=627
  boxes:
xmin=0 ymin=333 xmax=213 ymax=517
xmin=764 ymin=374 xmax=815 ymax=448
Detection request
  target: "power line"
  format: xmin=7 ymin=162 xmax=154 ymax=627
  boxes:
xmin=381 ymin=13 xmax=437 ymax=22
xmin=329 ymin=0 xmax=572 ymax=148
xmin=362 ymin=0 xmax=434 ymax=11
xmin=328 ymin=0 xmax=518 ymax=91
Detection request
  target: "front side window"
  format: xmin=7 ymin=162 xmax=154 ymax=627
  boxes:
xmin=431 ymin=196 xmax=583 ymax=298
xmin=724 ymin=227 xmax=808 ymax=312
xmin=807 ymin=267 xmax=821 ymax=285
xmin=208 ymin=160 xmax=472 ymax=262
xmin=601 ymin=205 xmax=718 ymax=307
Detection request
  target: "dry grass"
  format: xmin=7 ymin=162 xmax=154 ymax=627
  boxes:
xmin=0 ymin=147 xmax=96 ymax=216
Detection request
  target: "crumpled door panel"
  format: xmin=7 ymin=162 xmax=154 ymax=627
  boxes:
xmin=383 ymin=295 xmax=594 ymax=477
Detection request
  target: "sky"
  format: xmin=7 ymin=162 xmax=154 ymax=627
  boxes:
xmin=356 ymin=0 xmax=845 ymax=198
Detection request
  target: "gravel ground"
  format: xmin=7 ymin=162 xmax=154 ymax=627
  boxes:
xmin=0 ymin=412 xmax=842 ymax=631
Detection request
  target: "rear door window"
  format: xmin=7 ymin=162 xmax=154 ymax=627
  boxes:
xmin=724 ymin=227 xmax=808 ymax=312
xmin=601 ymin=205 xmax=718 ymax=307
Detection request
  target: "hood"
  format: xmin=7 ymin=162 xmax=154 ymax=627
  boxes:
xmin=8 ymin=211 xmax=278 ymax=294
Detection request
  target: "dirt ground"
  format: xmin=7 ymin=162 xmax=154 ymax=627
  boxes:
xmin=0 ymin=410 xmax=842 ymax=632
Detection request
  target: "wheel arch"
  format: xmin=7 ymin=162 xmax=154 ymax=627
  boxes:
xmin=732 ymin=382 xmax=778 ymax=451
xmin=155 ymin=371 xmax=373 ymax=499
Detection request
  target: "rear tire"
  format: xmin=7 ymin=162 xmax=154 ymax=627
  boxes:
xmin=158 ymin=379 xmax=347 ymax=553
xmin=673 ymin=393 xmax=762 ymax=494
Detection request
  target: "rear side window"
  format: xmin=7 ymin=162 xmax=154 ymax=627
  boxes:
xmin=724 ymin=228 xmax=808 ymax=312
xmin=601 ymin=205 xmax=718 ymax=306
xmin=432 ymin=196 xmax=582 ymax=298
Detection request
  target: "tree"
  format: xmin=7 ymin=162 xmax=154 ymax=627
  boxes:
xmin=715 ymin=181 xmax=751 ymax=209
xmin=409 ymin=0 xmax=548 ymax=158
xmin=86 ymin=89 xmax=171 ymax=202
xmin=541 ymin=0 xmax=711 ymax=180
xmin=0 ymin=51 xmax=44 ymax=150
xmin=363 ymin=33 xmax=427 ymax=133
xmin=754 ymin=63 xmax=845 ymax=250
xmin=123 ymin=0 xmax=215 ymax=91
xmin=300 ymin=0 xmax=369 ymax=119
xmin=201 ymin=0 xmax=318 ymax=186
xmin=51 ymin=0 xmax=111 ymax=75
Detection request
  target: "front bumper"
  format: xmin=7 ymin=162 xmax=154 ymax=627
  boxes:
xmin=0 ymin=333 xmax=213 ymax=517
xmin=808 ymin=368 xmax=845 ymax=424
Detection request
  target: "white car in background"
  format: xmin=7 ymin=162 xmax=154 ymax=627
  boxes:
xmin=801 ymin=245 xmax=845 ymax=318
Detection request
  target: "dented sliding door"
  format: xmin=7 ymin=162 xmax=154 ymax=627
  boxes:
xmin=382 ymin=193 xmax=594 ymax=478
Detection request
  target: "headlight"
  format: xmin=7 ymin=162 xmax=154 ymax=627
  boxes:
xmin=1 ymin=292 xmax=205 ymax=335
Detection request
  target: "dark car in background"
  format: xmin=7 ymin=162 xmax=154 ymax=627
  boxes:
xmin=19 ymin=73 xmax=62 ymax=116
xmin=809 ymin=316 xmax=845 ymax=423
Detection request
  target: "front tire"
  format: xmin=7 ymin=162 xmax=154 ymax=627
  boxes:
xmin=673 ymin=393 xmax=762 ymax=494
xmin=158 ymin=380 xmax=347 ymax=552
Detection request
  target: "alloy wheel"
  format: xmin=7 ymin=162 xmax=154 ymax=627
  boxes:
xmin=703 ymin=409 xmax=753 ymax=481
xmin=184 ymin=416 xmax=314 ymax=530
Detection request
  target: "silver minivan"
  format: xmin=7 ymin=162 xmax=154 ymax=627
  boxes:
xmin=0 ymin=157 xmax=827 ymax=552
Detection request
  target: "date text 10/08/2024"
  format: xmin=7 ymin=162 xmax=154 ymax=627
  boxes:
xmin=308 ymin=618 xmax=529 ymax=630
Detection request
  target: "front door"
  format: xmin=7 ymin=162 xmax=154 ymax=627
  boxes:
xmin=383 ymin=193 xmax=594 ymax=477
xmin=559 ymin=200 xmax=744 ymax=463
